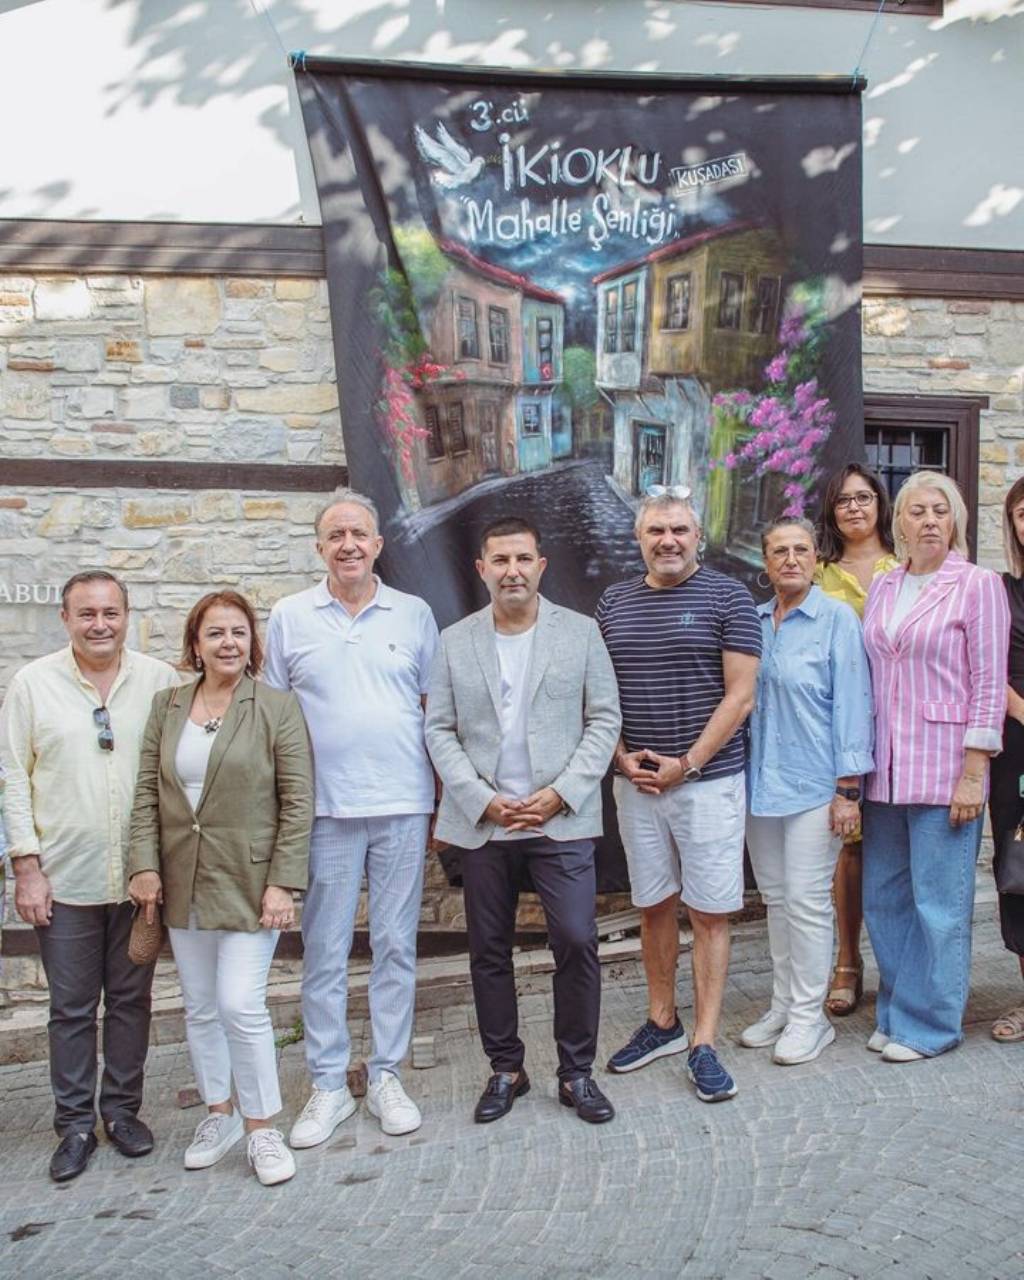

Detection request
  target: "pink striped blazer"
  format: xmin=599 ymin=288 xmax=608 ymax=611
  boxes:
xmin=863 ymin=552 xmax=1010 ymax=805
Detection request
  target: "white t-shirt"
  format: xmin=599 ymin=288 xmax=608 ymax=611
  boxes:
xmin=886 ymin=570 xmax=938 ymax=639
xmin=493 ymin=625 xmax=537 ymax=842
xmin=263 ymin=577 xmax=439 ymax=818
xmin=175 ymin=717 xmax=216 ymax=812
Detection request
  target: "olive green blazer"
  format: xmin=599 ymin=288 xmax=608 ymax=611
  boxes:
xmin=128 ymin=676 xmax=314 ymax=932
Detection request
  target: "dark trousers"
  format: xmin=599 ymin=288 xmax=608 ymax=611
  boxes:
xmin=990 ymin=717 xmax=1024 ymax=956
xmin=461 ymin=836 xmax=600 ymax=1082
xmin=35 ymin=901 xmax=155 ymax=1135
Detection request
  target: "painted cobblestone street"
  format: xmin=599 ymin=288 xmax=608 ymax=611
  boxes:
xmin=3 ymin=911 xmax=1024 ymax=1280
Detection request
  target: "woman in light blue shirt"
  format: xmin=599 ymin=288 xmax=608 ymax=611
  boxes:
xmin=741 ymin=517 xmax=874 ymax=1067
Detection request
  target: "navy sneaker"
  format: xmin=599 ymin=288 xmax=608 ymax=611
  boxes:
xmin=606 ymin=1018 xmax=687 ymax=1073
xmin=686 ymin=1043 xmax=737 ymax=1103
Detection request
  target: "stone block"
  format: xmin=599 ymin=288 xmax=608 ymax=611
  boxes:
xmin=36 ymin=495 xmax=84 ymax=538
xmin=67 ymin=386 xmax=117 ymax=418
xmin=7 ymin=358 xmax=54 ymax=372
xmin=170 ymin=385 xmax=200 ymax=409
xmin=928 ymin=358 xmax=970 ymax=370
xmin=411 ymin=1035 xmax=436 ymax=1069
xmin=144 ymin=278 xmax=221 ymax=336
xmin=347 ymin=1061 xmax=368 ymax=1097
xmin=0 ymin=291 xmax=30 ymax=307
xmin=163 ymin=542 xmax=211 ymax=583
xmin=953 ymin=316 xmax=988 ymax=336
xmin=275 ymin=279 xmax=316 ymax=301
xmin=235 ymin=384 xmax=338 ymax=415
xmin=981 ymin=442 xmax=1008 ymax=464
xmin=130 ymin=364 xmax=178 ymax=384
xmin=34 ymin=279 xmax=93 ymax=321
xmin=218 ymin=419 xmax=287 ymax=461
xmin=1 ymin=375 xmax=49 ymax=419
xmin=137 ymin=429 xmax=181 ymax=456
xmin=266 ymin=302 xmax=306 ymax=340
xmin=259 ymin=347 xmax=299 ymax=373
xmin=863 ymin=304 xmax=910 ymax=338
xmin=106 ymin=338 xmax=142 ymax=362
xmin=120 ymin=385 xmax=171 ymax=420
xmin=225 ymin=279 xmax=269 ymax=298
xmin=50 ymin=435 xmax=96 ymax=457
xmin=124 ymin=498 xmax=192 ymax=528
xmin=948 ymin=301 xmax=991 ymax=314
xmin=988 ymin=324 xmax=1024 ymax=367
xmin=243 ymin=498 xmax=289 ymax=521
xmin=200 ymin=386 xmax=230 ymax=410
xmin=176 ymin=1085 xmax=203 ymax=1109
xmin=194 ymin=491 xmax=240 ymax=522
xmin=0 ymin=497 xmax=27 ymax=509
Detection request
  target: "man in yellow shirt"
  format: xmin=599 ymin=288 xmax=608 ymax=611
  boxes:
xmin=0 ymin=571 xmax=177 ymax=1181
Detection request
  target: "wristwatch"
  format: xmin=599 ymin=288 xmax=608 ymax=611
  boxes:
xmin=835 ymin=784 xmax=862 ymax=801
xmin=680 ymin=754 xmax=702 ymax=783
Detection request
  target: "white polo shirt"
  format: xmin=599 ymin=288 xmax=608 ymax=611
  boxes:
xmin=263 ymin=577 xmax=439 ymax=818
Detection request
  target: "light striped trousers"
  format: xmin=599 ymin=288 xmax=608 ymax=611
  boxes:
xmin=301 ymin=814 xmax=429 ymax=1088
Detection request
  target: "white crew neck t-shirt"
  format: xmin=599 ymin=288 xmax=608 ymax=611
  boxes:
xmin=886 ymin=569 xmax=938 ymax=640
xmin=493 ymin=625 xmax=537 ymax=840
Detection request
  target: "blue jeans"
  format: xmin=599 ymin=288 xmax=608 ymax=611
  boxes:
xmin=862 ymin=801 xmax=982 ymax=1056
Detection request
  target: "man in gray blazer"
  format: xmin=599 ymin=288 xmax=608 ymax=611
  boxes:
xmin=426 ymin=517 xmax=621 ymax=1125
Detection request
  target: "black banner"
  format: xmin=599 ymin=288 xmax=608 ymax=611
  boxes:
xmin=295 ymin=60 xmax=864 ymax=890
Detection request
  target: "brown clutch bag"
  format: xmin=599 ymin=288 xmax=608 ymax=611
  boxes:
xmin=128 ymin=905 xmax=164 ymax=966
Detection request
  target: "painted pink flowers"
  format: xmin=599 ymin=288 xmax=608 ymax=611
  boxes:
xmin=711 ymin=289 xmax=836 ymax=518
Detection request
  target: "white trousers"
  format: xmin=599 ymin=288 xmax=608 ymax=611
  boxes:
xmin=746 ymin=803 xmax=841 ymax=1027
xmin=169 ymin=919 xmax=281 ymax=1120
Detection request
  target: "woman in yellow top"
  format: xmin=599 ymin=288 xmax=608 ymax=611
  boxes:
xmin=815 ymin=463 xmax=899 ymax=1016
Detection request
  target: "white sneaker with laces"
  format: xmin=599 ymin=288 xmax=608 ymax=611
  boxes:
xmin=247 ymin=1128 xmax=296 ymax=1186
xmin=366 ymin=1070 xmax=422 ymax=1135
xmin=288 ymin=1085 xmax=358 ymax=1149
xmin=773 ymin=1020 xmax=836 ymax=1065
xmin=739 ymin=1009 xmax=788 ymax=1048
xmin=866 ymin=1028 xmax=890 ymax=1053
xmin=184 ymin=1110 xmax=244 ymax=1169
xmin=881 ymin=1041 xmax=925 ymax=1063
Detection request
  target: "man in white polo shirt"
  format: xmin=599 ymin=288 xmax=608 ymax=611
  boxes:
xmin=264 ymin=488 xmax=438 ymax=1147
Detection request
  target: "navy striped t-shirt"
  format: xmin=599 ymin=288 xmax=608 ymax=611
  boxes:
xmin=596 ymin=567 xmax=762 ymax=780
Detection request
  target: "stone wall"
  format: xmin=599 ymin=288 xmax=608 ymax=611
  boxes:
xmin=862 ymin=296 xmax=1024 ymax=568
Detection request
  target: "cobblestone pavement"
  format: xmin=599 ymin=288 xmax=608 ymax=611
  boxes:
xmin=3 ymin=911 xmax=1024 ymax=1280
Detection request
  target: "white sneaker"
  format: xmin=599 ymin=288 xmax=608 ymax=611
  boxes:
xmin=739 ymin=1009 xmax=788 ymax=1048
xmin=366 ymin=1070 xmax=422 ymax=1136
xmin=288 ymin=1086 xmax=358 ymax=1149
xmin=773 ymin=1021 xmax=836 ymax=1065
xmin=881 ymin=1041 xmax=926 ymax=1063
xmin=184 ymin=1109 xmax=244 ymax=1169
xmin=866 ymin=1028 xmax=890 ymax=1053
xmin=247 ymin=1128 xmax=296 ymax=1186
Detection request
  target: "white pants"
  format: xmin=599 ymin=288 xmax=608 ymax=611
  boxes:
xmin=746 ymin=803 xmax=841 ymax=1026
xmin=169 ymin=918 xmax=281 ymax=1120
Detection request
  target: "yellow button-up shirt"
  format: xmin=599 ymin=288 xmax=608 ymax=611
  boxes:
xmin=815 ymin=555 xmax=900 ymax=621
xmin=0 ymin=646 xmax=178 ymax=905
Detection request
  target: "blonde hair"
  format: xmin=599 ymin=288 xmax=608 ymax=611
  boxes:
xmin=892 ymin=472 xmax=969 ymax=562
xmin=1003 ymin=475 xmax=1024 ymax=578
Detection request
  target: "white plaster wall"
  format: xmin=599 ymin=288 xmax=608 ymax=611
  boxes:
xmin=0 ymin=0 xmax=1021 ymax=244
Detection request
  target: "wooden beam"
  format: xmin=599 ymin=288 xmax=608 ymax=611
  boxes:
xmin=1 ymin=459 xmax=347 ymax=492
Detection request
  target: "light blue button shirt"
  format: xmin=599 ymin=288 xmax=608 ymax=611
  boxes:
xmin=748 ymin=585 xmax=874 ymax=817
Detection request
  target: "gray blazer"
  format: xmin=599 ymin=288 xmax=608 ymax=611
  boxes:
xmin=425 ymin=596 xmax=621 ymax=849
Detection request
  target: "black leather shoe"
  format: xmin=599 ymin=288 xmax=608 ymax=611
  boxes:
xmin=50 ymin=1131 xmax=98 ymax=1182
xmin=474 ymin=1071 xmax=530 ymax=1123
xmin=559 ymin=1076 xmax=615 ymax=1124
xmin=104 ymin=1115 xmax=154 ymax=1158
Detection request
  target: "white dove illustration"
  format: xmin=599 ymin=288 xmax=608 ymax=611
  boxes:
xmin=414 ymin=121 xmax=485 ymax=189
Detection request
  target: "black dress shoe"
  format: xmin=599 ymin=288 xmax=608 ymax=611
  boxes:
xmin=559 ymin=1076 xmax=615 ymax=1124
xmin=104 ymin=1115 xmax=154 ymax=1158
xmin=50 ymin=1131 xmax=98 ymax=1182
xmin=474 ymin=1071 xmax=531 ymax=1123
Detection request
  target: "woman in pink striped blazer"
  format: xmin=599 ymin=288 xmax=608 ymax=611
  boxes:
xmin=861 ymin=472 xmax=1010 ymax=1062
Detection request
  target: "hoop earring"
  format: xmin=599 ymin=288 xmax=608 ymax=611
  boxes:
xmin=756 ymin=571 xmax=771 ymax=591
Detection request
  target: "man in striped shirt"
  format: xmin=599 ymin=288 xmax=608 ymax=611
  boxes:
xmin=596 ymin=489 xmax=761 ymax=1102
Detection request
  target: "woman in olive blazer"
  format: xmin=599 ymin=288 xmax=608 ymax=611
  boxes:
xmin=128 ymin=590 xmax=313 ymax=1187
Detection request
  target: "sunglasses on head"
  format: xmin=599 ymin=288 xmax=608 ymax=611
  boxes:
xmin=646 ymin=484 xmax=692 ymax=501
xmin=93 ymin=706 xmax=114 ymax=752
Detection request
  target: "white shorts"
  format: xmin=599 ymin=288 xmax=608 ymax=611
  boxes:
xmin=613 ymin=771 xmax=746 ymax=914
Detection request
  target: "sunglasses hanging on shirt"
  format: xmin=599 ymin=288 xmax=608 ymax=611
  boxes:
xmin=93 ymin=705 xmax=114 ymax=752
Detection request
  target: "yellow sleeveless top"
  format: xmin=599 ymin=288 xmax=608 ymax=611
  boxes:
xmin=815 ymin=555 xmax=899 ymax=620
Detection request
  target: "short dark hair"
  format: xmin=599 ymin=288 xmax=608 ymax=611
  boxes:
xmin=817 ymin=463 xmax=895 ymax=564
xmin=61 ymin=570 xmax=129 ymax=612
xmin=478 ymin=517 xmax=543 ymax=556
xmin=180 ymin=590 xmax=264 ymax=676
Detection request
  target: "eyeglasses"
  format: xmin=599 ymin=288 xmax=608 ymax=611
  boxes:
xmin=93 ymin=706 xmax=114 ymax=752
xmin=646 ymin=484 xmax=692 ymax=501
xmin=834 ymin=491 xmax=877 ymax=511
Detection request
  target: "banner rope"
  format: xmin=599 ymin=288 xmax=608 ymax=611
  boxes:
xmin=247 ymin=0 xmax=295 ymax=68
xmin=852 ymin=0 xmax=890 ymax=86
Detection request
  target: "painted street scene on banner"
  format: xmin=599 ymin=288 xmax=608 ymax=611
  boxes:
xmin=311 ymin=79 xmax=864 ymax=610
